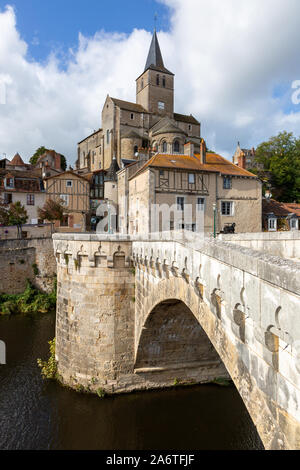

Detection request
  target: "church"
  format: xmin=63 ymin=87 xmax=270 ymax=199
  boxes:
xmin=76 ymin=29 xmax=201 ymax=173
xmin=66 ymin=29 xmax=262 ymax=234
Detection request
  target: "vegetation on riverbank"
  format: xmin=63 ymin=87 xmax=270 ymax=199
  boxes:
xmin=0 ymin=279 xmax=56 ymax=316
xmin=37 ymin=338 xmax=58 ymax=379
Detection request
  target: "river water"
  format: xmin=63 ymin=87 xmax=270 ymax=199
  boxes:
xmin=0 ymin=312 xmax=263 ymax=450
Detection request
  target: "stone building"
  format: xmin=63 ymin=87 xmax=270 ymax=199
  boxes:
xmin=76 ymin=29 xmax=201 ymax=173
xmin=262 ymin=198 xmax=300 ymax=232
xmin=233 ymin=142 xmax=263 ymax=170
xmin=118 ymin=141 xmax=262 ymax=234
xmin=0 ymin=166 xmax=46 ymax=224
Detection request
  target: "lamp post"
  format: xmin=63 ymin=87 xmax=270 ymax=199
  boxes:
xmin=213 ymin=203 xmax=217 ymax=238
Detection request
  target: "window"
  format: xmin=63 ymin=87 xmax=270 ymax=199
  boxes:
xmin=158 ymin=101 xmax=165 ymax=111
xmin=162 ymin=141 xmax=167 ymax=153
xmin=106 ymin=130 xmax=110 ymax=144
xmin=177 ymin=196 xmax=185 ymax=211
xmin=5 ymin=177 xmax=14 ymax=188
xmin=60 ymin=194 xmax=69 ymax=206
xmin=162 ymin=76 xmax=166 ymax=88
xmin=290 ymin=218 xmax=298 ymax=230
xmin=26 ymin=194 xmax=35 ymax=206
xmin=188 ymin=124 xmax=192 ymax=132
xmin=156 ymin=74 xmax=160 ymax=86
xmin=134 ymin=145 xmax=138 ymax=155
xmin=4 ymin=193 xmax=12 ymax=204
xmin=173 ymin=140 xmax=180 ymax=153
xmin=223 ymin=176 xmax=232 ymax=189
xmin=130 ymin=113 xmax=134 ymax=120
xmin=268 ymin=217 xmax=277 ymax=232
xmin=197 ymin=197 xmax=205 ymax=211
xmin=141 ymin=79 xmax=144 ymax=89
xmin=221 ymin=201 xmax=234 ymax=216
xmin=66 ymin=180 xmax=73 ymax=188
xmin=188 ymin=173 xmax=195 ymax=184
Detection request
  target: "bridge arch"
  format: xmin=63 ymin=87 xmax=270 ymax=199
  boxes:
xmin=135 ymin=274 xmax=290 ymax=450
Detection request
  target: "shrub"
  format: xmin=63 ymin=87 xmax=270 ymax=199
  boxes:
xmin=37 ymin=338 xmax=57 ymax=379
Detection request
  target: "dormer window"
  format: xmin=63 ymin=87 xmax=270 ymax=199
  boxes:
xmin=158 ymin=101 xmax=165 ymax=111
xmin=156 ymin=74 xmax=160 ymax=86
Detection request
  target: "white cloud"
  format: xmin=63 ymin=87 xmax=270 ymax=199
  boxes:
xmin=1 ymin=1 xmax=300 ymax=164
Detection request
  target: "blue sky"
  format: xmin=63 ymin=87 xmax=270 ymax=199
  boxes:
xmin=1 ymin=0 xmax=300 ymax=164
xmin=0 ymin=0 xmax=170 ymax=63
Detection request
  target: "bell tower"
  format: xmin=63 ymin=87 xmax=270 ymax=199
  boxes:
xmin=136 ymin=29 xmax=174 ymax=119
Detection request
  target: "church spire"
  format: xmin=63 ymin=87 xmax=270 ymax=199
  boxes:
xmin=144 ymin=29 xmax=165 ymax=72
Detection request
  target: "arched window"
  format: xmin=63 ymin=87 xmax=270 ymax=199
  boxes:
xmin=106 ymin=130 xmax=110 ymax=144
xmin=162 ymin=76 xmax=166 ymax=88
xmin=156 ymin=74 xmax=160 ymax=86
xmin=141 ymin=79 xmax=144 ymax=89
xmin=173 ymin=140 xmax=180 ymax=153
xmin=162 ymin=141 xmax=167 ymax=153
xmin=152 ymin=141 xmax=158 ymax=152
xmin=134 ymin=145 xmax=138 ymax=155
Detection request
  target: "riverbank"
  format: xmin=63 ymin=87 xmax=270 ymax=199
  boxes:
xmin=0 ymin=279 xmax=56 ymax=316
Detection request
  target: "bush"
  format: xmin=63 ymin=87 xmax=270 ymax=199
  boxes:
xmin=0 ymin=279 xmax=57 ymax=315
xmin=37 ymin=338 xmax=57 ymax=379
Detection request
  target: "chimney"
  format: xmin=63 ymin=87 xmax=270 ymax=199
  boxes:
xmin=237 ymin=154 xmax=246 ymax=169
xmin=184 ymin=142 xmax=194 ymax=157
xmin=200 ymin=139 xmax=206 ymax=164
xmin=54 ymin=153 xmax=61 ymax=171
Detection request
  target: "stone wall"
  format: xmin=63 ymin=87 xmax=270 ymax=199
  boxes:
xmin=0 ymin=237 xmax=56 ymax=294
xmin=218 ymin=231 xmax=300 ymax=260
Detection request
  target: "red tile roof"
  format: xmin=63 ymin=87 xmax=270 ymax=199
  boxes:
xmin=263 ymin=199 xmax=300 ymax=217
xmin=129 ymin=152 xmax=259 ymax=180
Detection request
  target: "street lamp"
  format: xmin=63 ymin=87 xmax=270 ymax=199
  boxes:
xmin=213 ymin=203 xmax=217 ymax=238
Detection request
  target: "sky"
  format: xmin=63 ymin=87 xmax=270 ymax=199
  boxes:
xmin=1 ymin=0 xmax=300 ymax=165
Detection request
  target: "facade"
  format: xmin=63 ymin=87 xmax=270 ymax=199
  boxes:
xmin=0 ymin=167 xmax=46 ymax=224
xmin=233 ymin=142 xmax=261 ymax=170
xmin=262 ymin=199 xmax=300 ymax=232
xmin=44 ymin=171 xmax=90 ymax=232
xmin=118 ymin=142 xmax=262 ymax=234
xmin=76 ymin=29 xmax=201 ymax=173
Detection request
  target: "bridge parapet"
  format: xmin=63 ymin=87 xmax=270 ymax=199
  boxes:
xmin=132 ymin=231 xmax=300 ymax=449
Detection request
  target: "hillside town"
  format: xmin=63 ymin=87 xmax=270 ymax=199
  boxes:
xmin=1 ymin=31 xmax=299 ymax=237
xmin=0 ymin=12 xmax=300 ymax=453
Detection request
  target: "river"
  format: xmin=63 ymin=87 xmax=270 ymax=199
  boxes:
xmin=0 ymin=311 xmax=263 ymax=450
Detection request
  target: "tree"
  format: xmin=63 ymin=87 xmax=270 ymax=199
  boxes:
xmin=255 ymin=131 xmax=300 ymax=202
xmin=8 ymin=202 xmax=28 ymax=238
xmin=38 ymin=198 xmax=67 ymax=233
xmin=29 ymin=147 xmax=47 ymax=166
xmin=60 ymin=155 xmax=67 ymax=171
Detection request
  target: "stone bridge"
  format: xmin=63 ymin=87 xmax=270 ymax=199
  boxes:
xmin=53 ymin=231 xmax=300 ymax=450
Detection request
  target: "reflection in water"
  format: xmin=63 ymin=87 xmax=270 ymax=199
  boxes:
xmin=0 ymin=312 xmax=263 ymax=450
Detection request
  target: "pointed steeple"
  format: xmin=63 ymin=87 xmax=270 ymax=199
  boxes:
xmin=144 ymin=29 xmax=165 ymax=72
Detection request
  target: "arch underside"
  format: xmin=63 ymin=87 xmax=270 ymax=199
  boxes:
xmin=135 ymin=299 xmax=227 ymax=377
xmin=134 ymin=275 xmax=299 ymax=450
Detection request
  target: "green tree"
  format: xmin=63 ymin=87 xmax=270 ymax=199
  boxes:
xmin=8 ymin=202 xmax=28 ymax=238
xmin=29 ymin=146 xmax=47 ymax=165
xmin=255 ymin=131 xmax=300 ymax=202
xmin=38 ymin=198 xmax=66 ymax=233
xmin=60 ymin=155 xmax=67 ymax=171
